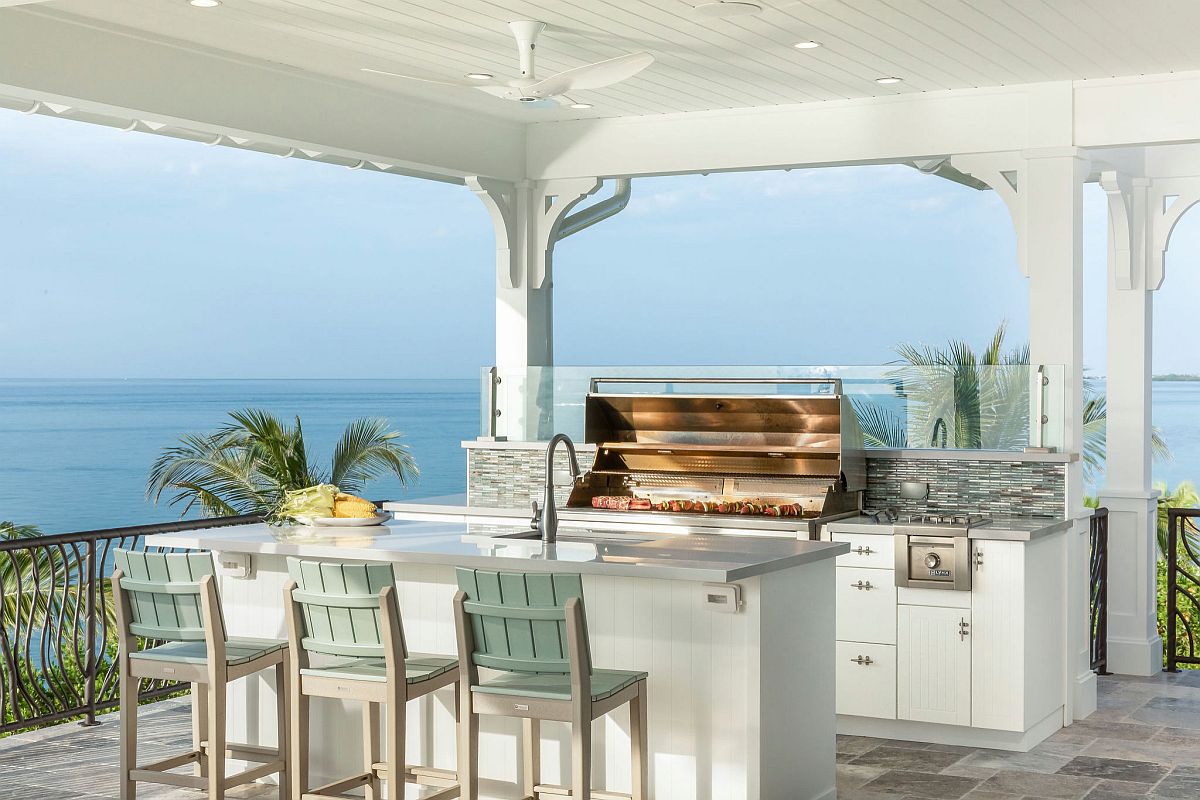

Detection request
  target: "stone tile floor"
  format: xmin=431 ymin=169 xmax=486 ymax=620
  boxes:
xmin=0 ymin=672 xmax=1197 ymax=799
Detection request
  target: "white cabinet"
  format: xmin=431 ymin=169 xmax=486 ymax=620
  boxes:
xmin=836 ymin=566 xmax=896 ymax=644
xmin=969 ymin=538 xmax=1064 ymax=732
xmin=897 ymin=605 xmax=971 ymax=727
xmin=836 ymin=642 xmax=897 ymax=719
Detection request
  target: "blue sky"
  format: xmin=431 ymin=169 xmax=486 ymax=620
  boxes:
xmin=1 ymin=108 xmax=1197 ymax=378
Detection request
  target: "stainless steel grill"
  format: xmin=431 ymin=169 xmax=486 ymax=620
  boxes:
xmin=565 ymin=378 xmax=866 ymax=538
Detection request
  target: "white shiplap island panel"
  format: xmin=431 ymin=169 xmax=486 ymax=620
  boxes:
xmin=148 ymin=520 xmax=844 ymax=800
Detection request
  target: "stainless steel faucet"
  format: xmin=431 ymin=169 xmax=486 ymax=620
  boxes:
xmin=530 ymin=433 xmax=582 ymax=544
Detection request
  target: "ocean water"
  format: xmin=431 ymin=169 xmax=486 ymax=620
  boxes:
xmin=1 ymin=379 xmax=1198 ymax=534
xmin=0 ymin=379 xmax=479 ymax=534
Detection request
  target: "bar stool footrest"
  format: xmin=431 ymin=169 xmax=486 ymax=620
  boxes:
xmin=534 ymin=785 xmax=632 ymax=800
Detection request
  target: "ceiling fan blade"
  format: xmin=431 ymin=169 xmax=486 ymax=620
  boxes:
xmin=527 ymin=52 xmax=653 ymax=96
xmin=359 ymin=67 xmax=481 ymax=89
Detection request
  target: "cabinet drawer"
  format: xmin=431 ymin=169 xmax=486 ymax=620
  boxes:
xmin=836 ymin=642 xmax=896 ymax=719
xmin=836 ymin=567 xmax=897 ymax=644
xmin=832 ymin=532 xmax=894 ymax=569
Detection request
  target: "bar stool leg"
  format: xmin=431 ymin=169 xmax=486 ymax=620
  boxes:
xmin=119 ymin=667 xmax=137 ymax=800
xmin=385 ymin=693 xmax=406 ymax=800
xmin=289 ymin=677 xmax=307 ymax=800
xmin=276 ymin=664 xmax=290 ymax=800
xmin=459 ymin=705 xmax=478 ymax=800
xmin=363 ymin=702 xmax=381 ymax=800
xmin=193 ymin=684 xmax=209 ymax=778
xmin=630 ymin=682 xmax=648 ymax=800
xmin=521 ymin=718 xmax=540 ymax=799
xmin=571 ymin=715 xmax=591 ymax=800
xmin=206 ymin=677 xmax=227 ymax=800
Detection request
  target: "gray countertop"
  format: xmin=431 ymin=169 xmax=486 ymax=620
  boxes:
xmin=826 ymin=514 xmax=1072 ymax=541
xmin=146 ymin=517 xmax=847 ymax=582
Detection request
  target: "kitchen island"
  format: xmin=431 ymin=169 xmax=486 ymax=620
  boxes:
xmin=147 ymin=516 xmax=847 ymax=800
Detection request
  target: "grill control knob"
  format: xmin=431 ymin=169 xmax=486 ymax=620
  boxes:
xmin=924 ymin=552 xmax=942 ymax=570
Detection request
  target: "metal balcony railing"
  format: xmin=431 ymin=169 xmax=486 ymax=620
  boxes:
xmin=1089 ymin=507 xmax=1109 ymax=675
xmin=0 ymin=514 xmax=259 ymax=735
xmin=1166 ymin=508 xmax=1200 ymax=672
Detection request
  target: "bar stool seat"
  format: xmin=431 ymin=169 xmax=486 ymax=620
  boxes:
xmin=474 ymin=668 xmax=647 ymax=702
xmin=300 ymin=653 xmax=458 ymax=684
xmin=131 ymin=637 xmax=287 ymax=667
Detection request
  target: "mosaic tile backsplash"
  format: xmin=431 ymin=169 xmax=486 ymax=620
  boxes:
xmin=864 ymin=457 xmax=1066 ymax=517
xmin=467 ymin=447 xmax=581 ymax=508
xmin=467 ymin=446 xmax=1068 ymax=518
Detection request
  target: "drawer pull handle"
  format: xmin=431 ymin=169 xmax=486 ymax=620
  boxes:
xmin=854 ymin=546 xmax=874 ymax=556
xmin=850 ymin=655 xmax=874 ymax=666
xmin=959 ymin=619 xmax=970 ymax=641
xmin=851 ymin=580 xmax=874 ymax=591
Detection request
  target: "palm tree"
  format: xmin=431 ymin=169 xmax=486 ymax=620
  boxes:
xmin=853 ymin=322 xmax=1169 ymax=484
xmin=147 ymin=409 xmax=418 ymax=518
xmin=1155 ymin=481 xmax=1200 ymax=558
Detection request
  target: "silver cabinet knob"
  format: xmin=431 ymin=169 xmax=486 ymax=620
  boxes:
xmin=959 ymin=619 xmax=970 ymax=640
xmin=850 ymin=655 xmax=874 ymax=666
xmin=851 ymin=580 xmax=874 ymax=591
xmin=854 ymin=546 xmax=874 ymax=555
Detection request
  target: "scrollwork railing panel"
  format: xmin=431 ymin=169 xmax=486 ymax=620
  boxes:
xmin=0 ymin=515 xmax=259 ymax=735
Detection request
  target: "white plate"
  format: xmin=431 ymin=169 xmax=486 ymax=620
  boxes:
xmin=307 ymin=512 xmax=391 ymax=527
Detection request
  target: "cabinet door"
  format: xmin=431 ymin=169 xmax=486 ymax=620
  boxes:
xmin=836 ymin=642 xmax=896 ymax=719
xmin=897 ymin=605 xmax=971 ymax=726
xmin=836 ymin=566 xmax=897 ymax=644
xmin=971 ymin=540 xmax=1025 ymax=731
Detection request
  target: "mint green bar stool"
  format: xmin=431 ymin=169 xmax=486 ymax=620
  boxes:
xmin=282 ymin=557 xmax=460 ymax=800
xmin=112 ymin=549 xmax=289 ymax=800
xmin=452 ymin=569 xmax=649 ymax=800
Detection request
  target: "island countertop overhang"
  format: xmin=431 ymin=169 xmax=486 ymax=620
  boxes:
xmin=146 ymin=518 xmax=849 ymax=582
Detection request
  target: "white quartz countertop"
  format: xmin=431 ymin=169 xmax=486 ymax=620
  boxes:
xmin=147 ymin=517 xmax=848 ymax=582
xmin=827 ymin=514 xmax=1071 ymax=541
xmin=382 ymin=500 xmax=824 ymax=537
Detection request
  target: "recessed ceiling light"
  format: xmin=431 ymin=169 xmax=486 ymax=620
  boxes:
xmin=188 ymin=0 xmax=221 ymax=7
xmin=875 ymin=76 xmax=903 ymax=84
xmin=793 ymin=41 xmax=822 ymax=50
xmin=569 ymin=102 xmax=593 ymax=109
xmin=464 ymin=72 xmax=493 ymax=81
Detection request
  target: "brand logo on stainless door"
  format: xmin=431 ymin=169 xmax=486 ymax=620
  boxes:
xmin=928 ymin=568 xmax=951 ymax=577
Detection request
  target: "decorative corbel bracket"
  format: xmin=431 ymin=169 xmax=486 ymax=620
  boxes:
xmin=1148 ymin=177 xmax=1200 ymax=291
xmin=950 ymin=153 xmax=1027 ymax=277
xmin=529 ymin=177 xmax=603 ymax=289
xmin=1099 ymin=170 xmax=1137 ymax=291
xmin=467 ymin=176 xmax=521 ymax=289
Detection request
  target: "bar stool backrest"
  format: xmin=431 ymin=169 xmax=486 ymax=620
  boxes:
xmin=287 ymin=557 xmax=404 ymax=659
xmin=113 ymin=549 xmax=216 ymax=643
xmin=455 ymin=568 xmax=590 ymax=676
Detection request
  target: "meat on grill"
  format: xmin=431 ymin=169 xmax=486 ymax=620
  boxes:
xmin=590 ymin=496 xmax=803 ymax=517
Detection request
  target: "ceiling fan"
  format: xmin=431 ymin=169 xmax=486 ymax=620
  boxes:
xmin=362 ymin=21 xmax=654 ymax=108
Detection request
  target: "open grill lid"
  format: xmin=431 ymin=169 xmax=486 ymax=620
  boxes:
xmin=571 ymin=378 xmax=866 ymax=500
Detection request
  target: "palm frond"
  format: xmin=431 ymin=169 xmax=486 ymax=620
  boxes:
xmin=330 ymin=418 xmax=419 ymax=494
xmin=851 ymin=399 xmax=909 ymax=448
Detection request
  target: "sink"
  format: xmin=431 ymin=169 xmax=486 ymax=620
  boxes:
xmin=489 ymin=529 xmax=656 ymax=546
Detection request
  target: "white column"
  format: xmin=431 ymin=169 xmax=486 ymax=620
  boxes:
xmin=1098 ymin=173 xmax=1163 ymax=675
xmin=1022 ymin=149 xmax=1096 ymax=719
xmin=469 ymin=176 xmax=601 ymax=439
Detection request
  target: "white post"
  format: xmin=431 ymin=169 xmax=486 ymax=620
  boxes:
xmin=1097 ymin=171 xmax=1173 ymax=675
xmin=1023 ymin=149 xmax=1096 ymax=719
xmin=468 ymin=176 xmax=601 ymax=439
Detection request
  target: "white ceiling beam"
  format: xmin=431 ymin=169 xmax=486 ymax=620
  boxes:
xmin=526 ymin=83 xmax=1074 ymax=180
xmin=0 ymin=8 xmax=525 ymax=183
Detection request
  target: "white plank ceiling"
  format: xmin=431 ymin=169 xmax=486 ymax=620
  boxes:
xmin=35 ymin=0 xmax=1200 ymax=122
